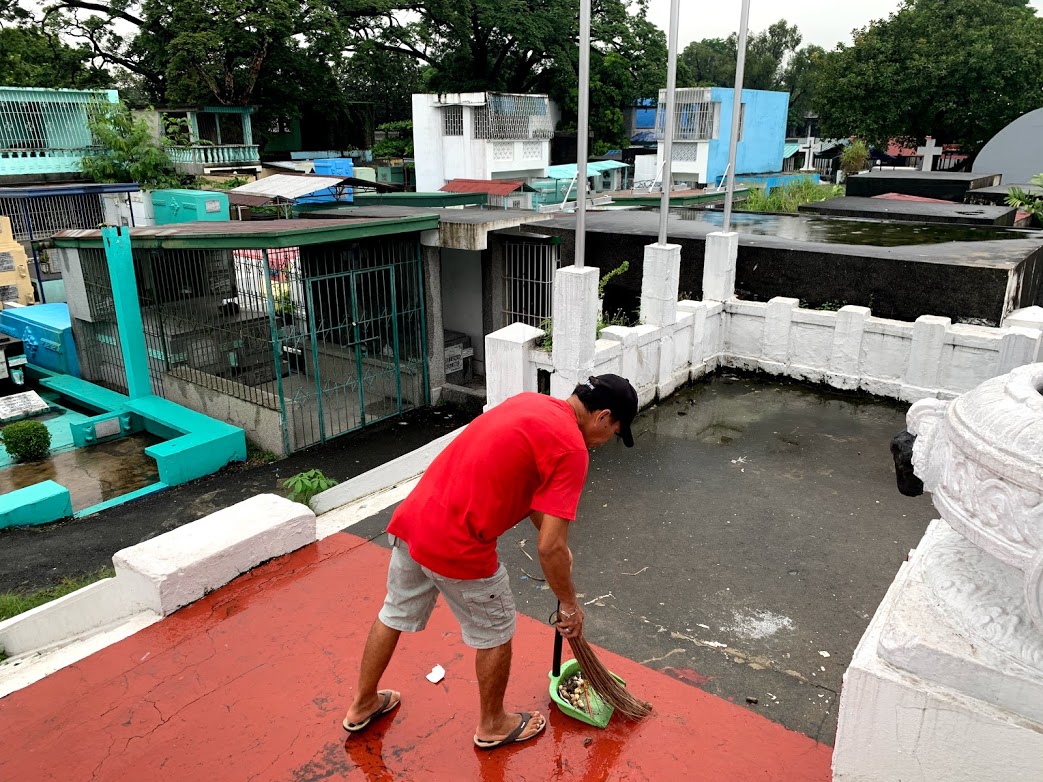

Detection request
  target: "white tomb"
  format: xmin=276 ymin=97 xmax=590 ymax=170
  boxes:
xmin=833 ymin=364 xmax=1043 ymax=780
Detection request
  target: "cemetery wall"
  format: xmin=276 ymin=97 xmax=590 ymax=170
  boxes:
xmin=486 ymin=297 xmax=1042 ymax=410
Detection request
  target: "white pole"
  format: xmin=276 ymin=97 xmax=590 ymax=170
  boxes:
xmin=722 ymin=0 xmax=752 ymax=234
xmin=575 ymin=0 xmax=591 ymax=268
xmin=658 ymin=0 xmax=681 ymax=245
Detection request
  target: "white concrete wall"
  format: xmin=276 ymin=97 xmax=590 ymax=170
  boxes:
xmin=440 ymin=248 xmax=485 ymax=374
xmin=411 ymin=94 xmax=446 ymax=192
xmin=484 ymin=296 xmax=1043 ymax=410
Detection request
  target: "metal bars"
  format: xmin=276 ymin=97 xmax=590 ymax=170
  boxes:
xmin=503 ymin=239 xmax=562 ymax=328
xmin=656 ymin=88 xmax=718 ymax=142
xmin=486 ymin=94 xmax=554 ymax=140
xmin=72 ymin=237 xmax=426 ymax=453
xmin=443 ymin=106 xmax=464 ymax=136
xmin=0 ymin=193 xmax=105 ymax=243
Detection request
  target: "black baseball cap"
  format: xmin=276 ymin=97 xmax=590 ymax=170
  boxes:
xmin=580 ymin=374 xmax=639 ymax=447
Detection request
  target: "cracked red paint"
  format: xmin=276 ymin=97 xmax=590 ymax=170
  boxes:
xmin=0 ymin=533 xmax=831 ymax=781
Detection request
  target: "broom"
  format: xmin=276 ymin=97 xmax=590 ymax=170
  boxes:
xmin=566 ymin=634 xmax=652 ymax=720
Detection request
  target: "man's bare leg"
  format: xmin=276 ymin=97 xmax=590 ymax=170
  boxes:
xmin=474 ymin=640 xmax=545 ymax=742
xmin=344 ymin=619 xmax=402 ymax=724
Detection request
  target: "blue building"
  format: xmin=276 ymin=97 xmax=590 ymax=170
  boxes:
xmin=654 ymin=87 xmax=789 ymax=188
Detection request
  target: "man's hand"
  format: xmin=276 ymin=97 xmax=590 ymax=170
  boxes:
xmin=555 ymin=602 xmax=585 ymax=639
xmin=535 ymin=513 xmax=582 ymax=634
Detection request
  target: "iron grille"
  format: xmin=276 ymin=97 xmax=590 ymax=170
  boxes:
xmin=503 ymin=238 xmax=562 ymax=328
xmin=656 ymin=88 xmax=719 ymax=142
xmin=486 ymin=94 xmax=554 ymax=140
xmin=443 ymin=106 xmax=464 ymax=136
xmin=73 ymin=237 xmax=427 ymax=453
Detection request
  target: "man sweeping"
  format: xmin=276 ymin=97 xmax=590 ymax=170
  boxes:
xmin=342 ymin=374 xmax=638 ymax=749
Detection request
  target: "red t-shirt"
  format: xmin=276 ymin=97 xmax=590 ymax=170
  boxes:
xmin=387 ymin=393 xmax=589 ymax=579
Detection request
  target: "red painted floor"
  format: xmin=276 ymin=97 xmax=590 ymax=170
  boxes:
xmin=0 ymin=534 xmax=832 ymax=781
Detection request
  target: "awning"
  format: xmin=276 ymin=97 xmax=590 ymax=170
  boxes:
xmin=440 ymin=179 xmax=528 ymax=196
xmin=231 ymin=174 xmax=349 ymax=201
xmin=545 ymin=160 xmax=630 ymax=180
xmin=783 ymin=143 xmax=802 ymax=159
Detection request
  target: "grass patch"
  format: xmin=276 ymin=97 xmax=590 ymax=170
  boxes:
xmin=0 ymin=567 xmax=116 ymax=624
xmin=743 ymin=179 xmax=843 ymax=213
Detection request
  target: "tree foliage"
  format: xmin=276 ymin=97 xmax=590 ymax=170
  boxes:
xmin=0 ymin=2 xmax=111 ymax=88
xmin=31 ymin=0 xmax=667 ymax=153
xmin=815 ymin=0 xmax=1043 ymax=153
xmin=80 ymin=101 xmax=182 ymax=188
xmin=679 ymin=20 xmax=825 ymax=135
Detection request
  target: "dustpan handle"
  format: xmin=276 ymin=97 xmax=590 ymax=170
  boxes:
xmin=552 ymin=601 xmax=563 ymax=677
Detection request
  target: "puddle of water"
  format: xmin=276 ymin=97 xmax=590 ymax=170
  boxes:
xmin=645 ymin=208 xmax=1041 ymax=246
xmin=0 ymin=433 xmax=162 ymax=512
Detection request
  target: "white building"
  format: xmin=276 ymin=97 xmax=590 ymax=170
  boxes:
xmin=412 ymin=93 xmax=554 ymax=192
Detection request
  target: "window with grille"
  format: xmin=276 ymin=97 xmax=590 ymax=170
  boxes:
xmin=443 ymin=106 xmax=464 ymax=136
xmin=655 ymin=88 xmax=720 ymax=142
xmin=473 ymin=106 xmax=489 ymax=139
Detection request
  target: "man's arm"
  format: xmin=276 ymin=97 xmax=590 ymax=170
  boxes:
xmin=533 ymin=511 xmax=584 ymax=638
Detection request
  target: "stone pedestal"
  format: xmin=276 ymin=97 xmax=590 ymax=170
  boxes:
xmin=702 ymin=231 xmax=738 ymax=302
xmin=834 ymin=364 xmax=1043 ymax=781
xmin=551 ymin=266 xmax=599 ymax=397
xmin=640 ymin=243 xmax=681 ymax=327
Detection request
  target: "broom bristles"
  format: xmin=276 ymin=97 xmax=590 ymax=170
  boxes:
xmin=567 ymin=635 xmax=652 ymax=720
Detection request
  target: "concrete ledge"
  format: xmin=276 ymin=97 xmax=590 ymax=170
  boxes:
xmin=113 ymin=494 xmax=316 ymax=615
xmin=0 ymin=577 xmax=152 ymax=657
xmin=0 ymin=481 xmax=72 ymax=529
xmin=311 ymin=426 xmax=466 ymax=515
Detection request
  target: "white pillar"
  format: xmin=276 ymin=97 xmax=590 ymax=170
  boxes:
xmin=762 ymin=297 xmax=799 ymax=367
xmin=904 ymin=315 xmax=951 ymax=394
xmin=640 ymin=243 xmax=681 ymax=327
xmin=702 ymin=231 xmax=738 ymax=302
xmin=828 ymin=305 xmax=871 ymax=389
xmin=551 ymin=265 xmax=599 ymax=395
xmin=485 ymin=323 xmax=545 ymax=409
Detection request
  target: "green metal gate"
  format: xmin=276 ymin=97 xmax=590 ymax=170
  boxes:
xmin=277 ymin=239 xmax=428 ymax=453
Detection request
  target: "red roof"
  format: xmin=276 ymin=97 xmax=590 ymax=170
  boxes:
xmin=440 ymin=179 xmax=525 ymax=196
xmin=873 ymin=193 xmax=957 ymax=204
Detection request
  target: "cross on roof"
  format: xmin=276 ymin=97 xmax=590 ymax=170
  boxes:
xmin=917 ymin=136 xmax=943 ymax=172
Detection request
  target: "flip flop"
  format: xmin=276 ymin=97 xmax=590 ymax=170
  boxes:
xmin=473 ymin=711 xmax=546 ymax=750
xmin=342 ymin=690 xmax=401 ymax=733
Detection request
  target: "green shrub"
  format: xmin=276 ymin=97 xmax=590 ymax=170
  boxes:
xmin=743 ymin=178 xmax=843 ymax=213
xmin=0 ymin=420 xmax=51 ymax=462
xmin=282 ymin=469 xmax=338 ymax=505
xmin=840 ymin=139 xmax=871 ymax=176
xmin=1006 ymin=173 xmax=1043 ymax=225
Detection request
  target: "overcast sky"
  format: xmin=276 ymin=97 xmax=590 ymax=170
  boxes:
xmin=646 ymin=0 xmax=1043 ymax=49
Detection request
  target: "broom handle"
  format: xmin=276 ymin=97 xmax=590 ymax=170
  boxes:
xmin=552 ymin=601 xmax=563 ymax=677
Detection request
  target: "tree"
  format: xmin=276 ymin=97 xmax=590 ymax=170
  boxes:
xmin=0 ymin=2 xmax=112 ymax=88
xmin=815 ymin=0 xmax=1043 ymax=154
xmin=80 ymin=101 xmax=181 ymax=188
xmin=680 ymin=21 xmax=804 ymax=91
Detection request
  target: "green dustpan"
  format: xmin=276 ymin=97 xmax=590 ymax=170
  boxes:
xmin=548 ymin=604 xmax=626 ymax=729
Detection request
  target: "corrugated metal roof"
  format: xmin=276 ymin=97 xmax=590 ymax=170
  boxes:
xmin=231 ymin=174 xmax=348 ymax=201
xmin=545 ymin=161 xmax=629 ymax=180
xmin=440 ymin=179 xmax=524 ymax=196
xmin=782 ymin=143 xmax=802 ymax=159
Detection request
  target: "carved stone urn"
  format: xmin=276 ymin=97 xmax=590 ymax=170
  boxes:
xmin=908 ymin=363 xmax=1043 ymax=630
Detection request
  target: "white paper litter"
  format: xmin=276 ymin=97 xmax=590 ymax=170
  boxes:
xmin=426 ymin=664 xmax=445 ymax=684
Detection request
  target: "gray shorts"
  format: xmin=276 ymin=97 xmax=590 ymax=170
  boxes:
xmin=378 ymin=534 xmax=517 ymax=649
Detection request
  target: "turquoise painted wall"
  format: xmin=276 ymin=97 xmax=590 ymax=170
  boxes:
xmin=707 ymin=88 xmax=789 ymax=184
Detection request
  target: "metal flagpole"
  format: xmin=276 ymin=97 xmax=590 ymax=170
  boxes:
xmin=658 ymin=0 xmax=681 ymax=245
xmin=575 ymin=0 xmax=591 ymax=268
xmin=722 ymin=0 xmax=752 ymax=234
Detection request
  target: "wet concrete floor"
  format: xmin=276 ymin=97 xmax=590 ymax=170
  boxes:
xmin=0 ymin=432 xmax=161 ymax=513
xmin=351 ymin=373 xmax=937 ymax=745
